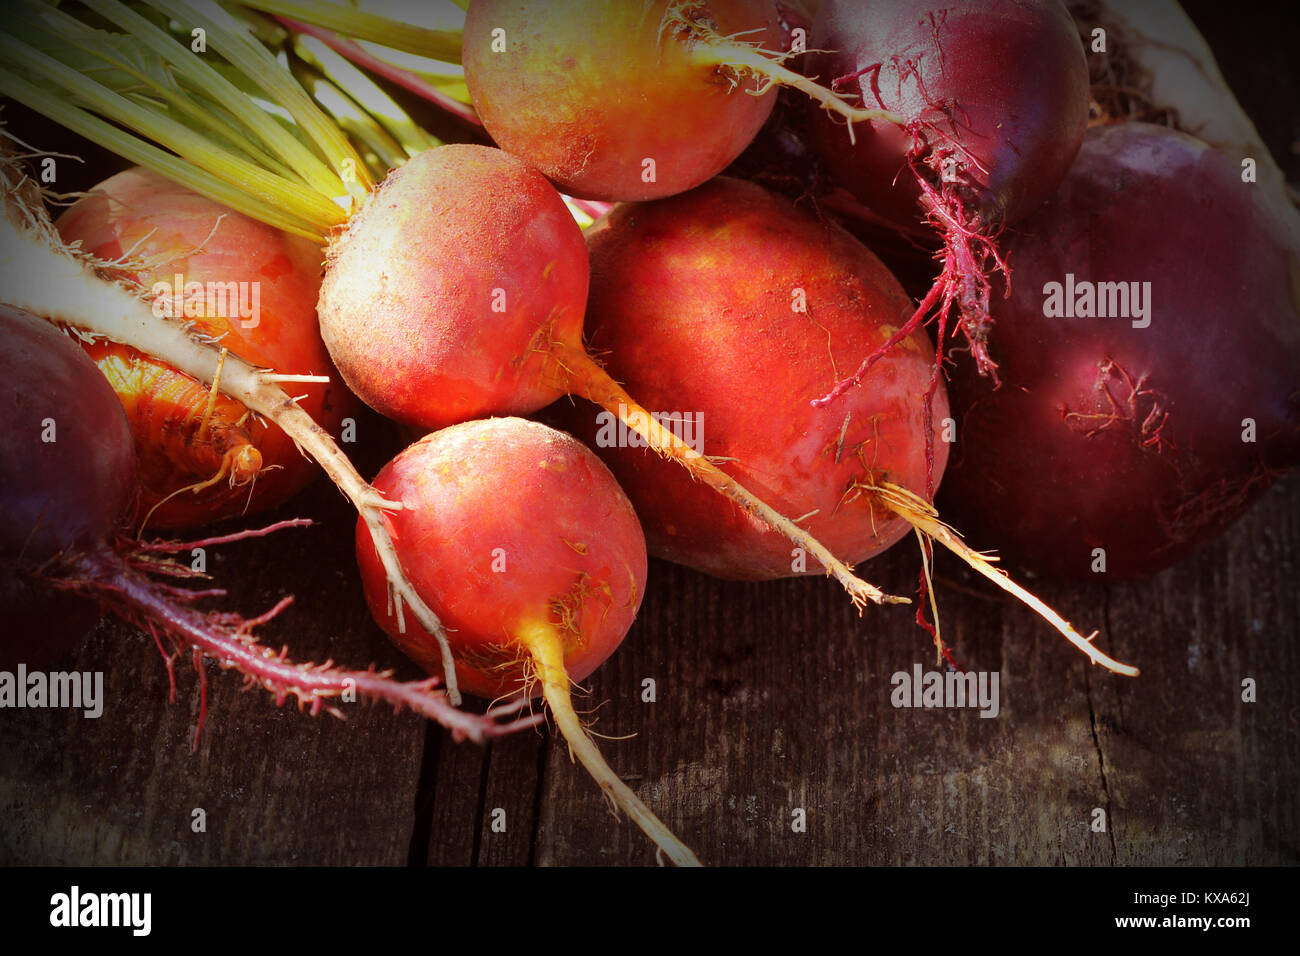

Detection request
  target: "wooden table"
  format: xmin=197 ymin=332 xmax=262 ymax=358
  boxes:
xmin=2 ymin=391 xmax=1295 ymax=865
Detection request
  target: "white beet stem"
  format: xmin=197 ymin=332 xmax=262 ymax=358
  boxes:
xmin=0 ymin=176 xmax=465 ymax=704
xmin=557 ymin=346 xmax=908 ymax=611
xmin=867 ymin=481 xmax=1141 ymax=678
xmin=694 ymin=40 xmax=902 ymax=134
xmin=516 ymin=619 xmax=703 ymax=867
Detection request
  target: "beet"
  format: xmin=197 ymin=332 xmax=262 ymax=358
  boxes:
xmin=0 ymin=305 xmax=137 ymax=561
xmin=355 ymin=418 xmax=647 ymax=702
xmin=556 ymin=177 xmax=1136 ymax=675
xmin=462 ymin=0 xmax=783 ymax=201
xmin=805 ymin=0 xmax=1089 ymax=233
xmin=319 ymin=144 xmax=897 ymax=610
xmin=559 ymin=177 xmax=946 ymax=580
xmin=318 ymin=144 xmax=587 ymax=430
xmin=0 ymin=304 xmax=135 ymax=667
xmin=802 ymin=0 xmax=1090 ymax=397
xmin=355 ymin=417 xmax=699 ymax=865
xmin=940 ymin=123 xmax=1300 ymax=579
xmin=55 ymin=167 xmax=354 ymax=529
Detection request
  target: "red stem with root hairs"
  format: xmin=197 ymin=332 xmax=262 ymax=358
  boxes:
xmin=812 ymin=134 xmax=1009 ymax=498
xmin=47 ymin=543 xmax=539 ymax=749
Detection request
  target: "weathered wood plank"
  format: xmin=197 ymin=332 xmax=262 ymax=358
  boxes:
xmin=1098 ymin=479 xmax=1300 ymax=865
xmin=476 ymin=732 xmax=546 ymax=866
xmin=521 ymin=477 xmax=1297 ymax=865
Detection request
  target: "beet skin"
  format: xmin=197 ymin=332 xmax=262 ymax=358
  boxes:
xmin=562 ymin=177 xmax=948 ymax=581
xmin=940 ymin=124 xmax=1300 ymax=579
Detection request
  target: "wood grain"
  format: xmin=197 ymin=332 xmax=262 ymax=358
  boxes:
xmin=1 ymin=396 xmax=1295 ymax=865
xmin=2 ymin=417 xmax=1296 ymax=868
xmin=0 ymin=412 xmax=429 ymax=866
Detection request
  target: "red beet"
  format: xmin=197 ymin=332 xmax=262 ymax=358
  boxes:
xmin=803 ymin=0 xmax=1090 ymax=394
xmin=940 ymin=123 xmax=1300 ymax=579
xmin=806 ymin=0 xmax=1088 ymax=233
xmin=559 ymin=177 xmax=1137 ymax=675
xmin=56 ymin=167 xmax=356 ymax=528
xmin=354 ymin=417 xmax=700 ymax=865
xmin=0 ymin=304 xmax=135 ymax=667
xmin=560 ymin=177 xmax=946 ymax=580
xmin=318 ymin=144 xmax=587 ymax=431
xmin=355 ymin=418 xmax=647 ymax=702
xmin=55 ymin=168 xmax=354 ymax=529
xmin=319 ymin=144 xmax=897 ymax=610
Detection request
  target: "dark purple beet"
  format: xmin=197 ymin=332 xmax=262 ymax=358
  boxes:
xmin=1 ymin=304 xmax=136 ymax=667
xmin=801 ymin=0 xmax=1090 ymax=401
xmin=939 ymin=123 xmax=1300 ymax=579
xmin=805 ymin=0 xmax=1089 ymax=233
xmin=1 ymin=305 xmax=137 ymax=556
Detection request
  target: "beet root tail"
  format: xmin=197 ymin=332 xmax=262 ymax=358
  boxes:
xmin=516 ymin=618 xmax=702 ymax=866
xmin=862 ymin=480 xmax=1140 ymax=677
xmin=813 ymin=153 xmax=1009 ymax=410
xmin=55 ymin=547 xmax=540 ymax=745
xmin=557 ymin=345 xmax=908 ymax=612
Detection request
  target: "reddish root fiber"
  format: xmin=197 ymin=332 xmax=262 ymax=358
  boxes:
xmin=912 ymin=168 xmax=1008 ymax=381
xmin=1163 ymin=466 xmax=1282 ymax=547
xmin=814 ymin=144 xmax=1008 ymax=497
xmin=1064 ymin=358 xmax=1174 ymax=454
xmin=136 ymin=518 xmax=315 ymax=552
xmin=811 ymin=270 xmax=943 ymax=408
xmin=814 ymin=144 xmax=1007 ymax=404
xmin=49 ymin=545 xmax=539 ymax=748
